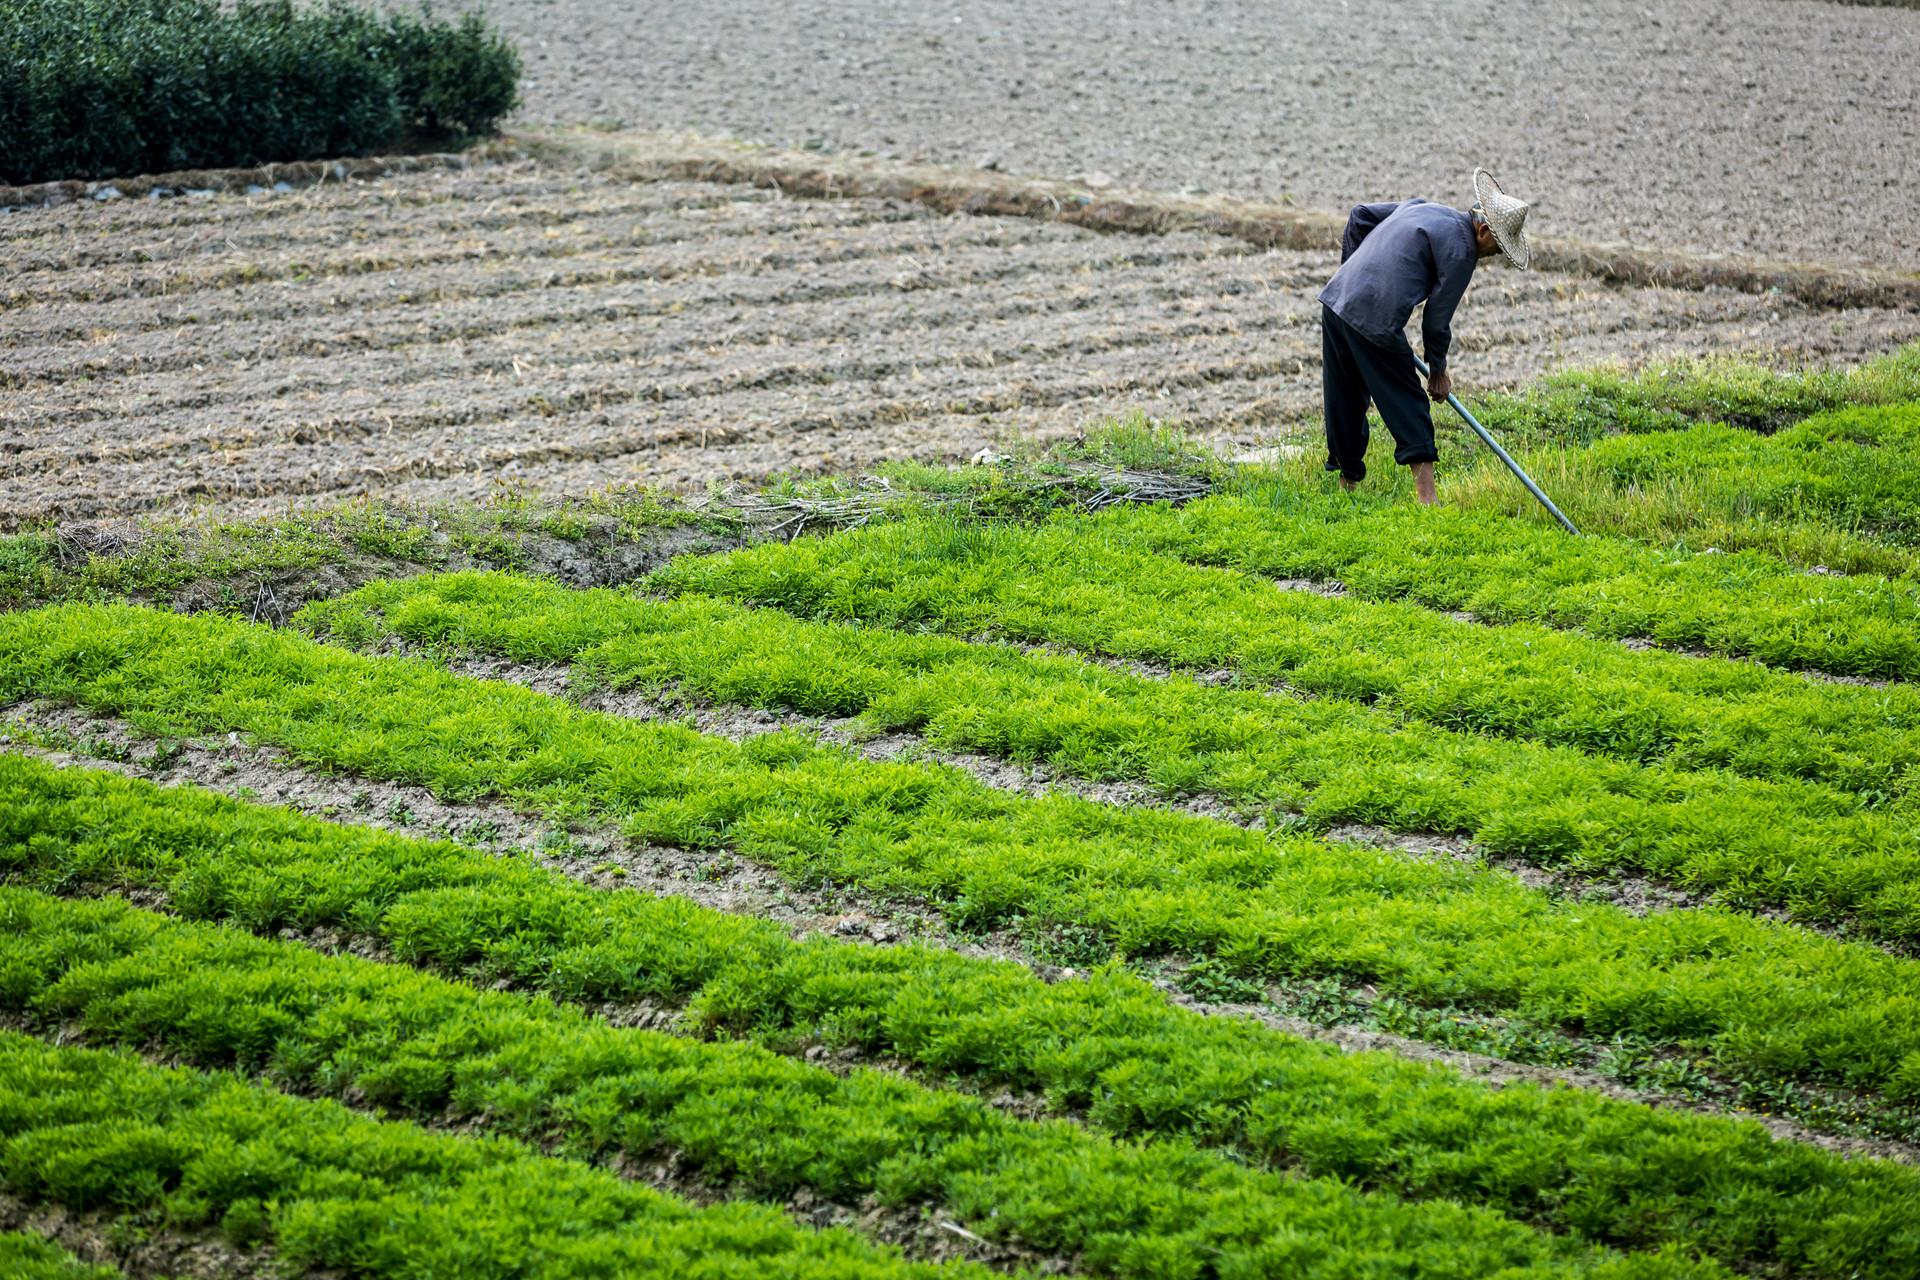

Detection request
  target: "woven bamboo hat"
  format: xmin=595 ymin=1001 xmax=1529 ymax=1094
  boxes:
xmin=1472 ymin=168 xmax=1532 ymax=269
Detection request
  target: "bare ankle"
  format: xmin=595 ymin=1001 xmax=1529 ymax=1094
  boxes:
xmin=1411 ymin=461 xmax=1436 ymax=505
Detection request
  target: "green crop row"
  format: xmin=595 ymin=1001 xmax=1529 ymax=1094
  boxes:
xmin=1580 ymin=404 xmax=1920 ymax=538
xmin=0 ymin=1029 xmax=978 ymax=1280
xmin=3 ymin=604 xmax=1917 ymax=1094
xmin=0 ymin=0 xmax=519 ymax=186
xmin=1465 ymin=345 xmax=1920 ymax=447
xmin=1442 ymin=404 xmax=1920 ymax=575
xmin=0 ymin=1234 xmax=133 ymax=1280
xmin=1083 ymin=492 xmax=1920 ymax=678
xmin=648 ymin=508 xmax=1920 ymax=790
xmin=0 ymin=886 xmax=1734 ymax=1280
xmin=319 ymin=563 xmax=1920 ymax=805
xmin=304 ymin=570 xmax=1920 ymax=939
xmin=7 ymin=757 xmax=1920 ymax=1277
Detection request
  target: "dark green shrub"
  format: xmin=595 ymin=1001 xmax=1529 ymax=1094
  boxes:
xmin=0 ymin=0 xmax=520 ymax=186
xmin=383 ymin=5 xmax=521 ymax=141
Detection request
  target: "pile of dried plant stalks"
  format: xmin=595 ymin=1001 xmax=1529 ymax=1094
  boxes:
xmin=717 ymin=462 xmax=1216 ymax=542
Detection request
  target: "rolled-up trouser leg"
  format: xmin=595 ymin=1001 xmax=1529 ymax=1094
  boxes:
xmin=1321 ymin=307 xmax=1373 ymax=483
xmin=1349 ymin=329 xmax=1438 ymax=468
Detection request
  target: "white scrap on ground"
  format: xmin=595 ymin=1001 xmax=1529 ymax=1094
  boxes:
xmin=1228 ymin=444 xmax=1307 ymax=465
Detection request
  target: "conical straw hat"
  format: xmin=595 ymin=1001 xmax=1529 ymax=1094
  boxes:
xmin=1472 ymin=168 xmax=1532 ymax=269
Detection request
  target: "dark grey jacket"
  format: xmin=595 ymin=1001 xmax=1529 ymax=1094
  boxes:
xmin=1316 ymin=199 xmax=1477 ymax=374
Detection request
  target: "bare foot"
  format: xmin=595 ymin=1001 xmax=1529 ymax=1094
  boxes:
xmin=1339 ymin=477 xmax=1358 ymax=492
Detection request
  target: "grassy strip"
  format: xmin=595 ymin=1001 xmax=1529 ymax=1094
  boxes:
xmin=1556 ymin=404 xmax=1920 ymax=545
xmin=0 ymin=1233 xmax=132 ymax=1280
xmin=1367 ymin=402 xmax=1920 ymax=578
xmin=0 ymin=489 xmax=726 ymax=613
xmin=1463 ymin=346 xmax=1920 ymax=446
xmin=0 ymin=887 xmax=1731 ymax=1280
xmin=646 ymin=527 xmax=1920 ymax=932
xmin=1 ymin=610 xmax=1918 ymax=1100
xmin=305 ymin=570 xmax=1920 ymax=933
xmin=8 ymin=758 xmax=1920 ymax=1276
xmin=0 ymin=1029 xmax=976 ymax=1280
xmin=0 ymin=606 xmax=1912 ymax=1090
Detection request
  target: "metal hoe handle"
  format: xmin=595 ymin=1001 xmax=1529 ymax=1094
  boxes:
xmin=1412 ymin=354 xmax=1579 ymax=535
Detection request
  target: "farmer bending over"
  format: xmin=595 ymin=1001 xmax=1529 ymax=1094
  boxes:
xmin=1316 ymin=168 xmax=1532 ymax=503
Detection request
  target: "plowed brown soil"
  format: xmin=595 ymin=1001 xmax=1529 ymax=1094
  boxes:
xmin=8 ymin=154 xmax=1920 ymax=527
xmin=493 ymin=0 xmax=1920 ymax=273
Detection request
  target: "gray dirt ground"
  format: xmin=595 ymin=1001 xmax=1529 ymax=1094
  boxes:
xmin=8 ymin=158 xmax=1920 ymax=526
xmin=493 ymin=0 xmax=1920 ymax=272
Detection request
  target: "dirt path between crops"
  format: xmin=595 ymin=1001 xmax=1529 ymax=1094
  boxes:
xmin=488 ymin=0 xmax=1920 ymax=273
xmin=8 ymin=153 xmax=1920 ymax=529
xmin=0 ymin=1192 xmax=271 ymax=1280
xmin=7 ymin=707 xmax=1913 ymax=1162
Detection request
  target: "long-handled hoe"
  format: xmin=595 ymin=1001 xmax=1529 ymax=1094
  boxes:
xmin=1413 ymin=353 xmax=1580 ymax=535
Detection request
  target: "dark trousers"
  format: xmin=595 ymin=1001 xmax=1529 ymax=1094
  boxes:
xmin=1320 ymin=305 xmax=1437 ymax=483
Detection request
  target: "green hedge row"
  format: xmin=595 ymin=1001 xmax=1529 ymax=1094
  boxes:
xmin=0 ymin=0 xmax=518 ymax=186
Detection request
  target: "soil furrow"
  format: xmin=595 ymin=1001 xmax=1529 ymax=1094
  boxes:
xmin=0 ymin=193 xmax=975 ymax=313
xmin=0 ymin=242 xmax=1302 ymax=394
xmin=18 ymin=284 xmax=1868 ymax=519
xmin=12 ymin=156 xmax=1920 ymax=523
xmin=8 ymin=345 xmax=1324 ymax=521
xmin=0 ymin=150 xmax=504 ymax=230
xmin=11 ymin=240 xmax=1732 ymax=424
xmin=33 ymin=264 xmax=1765 ymax=468
xmin=3 ymin=300 xmax=1327 ymax=473
xmin=0 ymin=214 xmax=1204 ymax=351
xmin=0 ymin=179 xmax=803 ymax=274
xmin=4 ymin=709 xmax=1909 ymax=1164
xmin=0 ymin=1191 xmax=270 ymax=1280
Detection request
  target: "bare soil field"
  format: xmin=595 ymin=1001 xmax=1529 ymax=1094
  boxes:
xmin=492 ymin=0 xmax=1920 ymax=272
xmin=7 ymin=153 xmax=1919 ymax=527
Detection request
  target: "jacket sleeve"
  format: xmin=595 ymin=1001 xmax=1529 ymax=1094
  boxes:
xmin=1420 ymin=233 xmax=1474 ymax=374
xmin=1339 ymin=202 xmax=1401 ymax=262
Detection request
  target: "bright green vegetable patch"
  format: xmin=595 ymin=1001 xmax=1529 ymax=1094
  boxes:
xmin=660 ymin=489 xmax=1920 ymax=681
xmin=1444 ymin=402 xmax=1920 ymax=576
xmin=338 ymin=554 xmax=1920 ymax=805
xmin=8 ymin=757 xmax=1920 ymax=1277
xmin=1469 ymin=345 xmax=1920 ymax=446
xmin=0 ymin=1029 xmax=974 ymax=1280
xmin=0 ymin=0 xmax=519 ymax=186
xmin=1101 ymin=494 xmax=1920 ymax=678
xmin=308 ymin=571 xmax=1920 ymax=936
xmin=1577 ymin=404 xmax=1920 ymax=543
xmin=4 ymin=609 xmax=1920 ymax=1102
xmin=0 ymin=886 xmax=1748 ymax=1280
xmin=0 ymin=1234 xmax=133 ymax=1280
